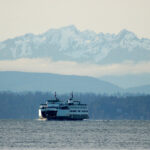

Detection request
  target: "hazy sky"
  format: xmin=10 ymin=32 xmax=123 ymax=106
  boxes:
xmin=0 ymin=0 xmax=150 ymax=41
xmin=0 ymin=58 xmax=150 ymax=78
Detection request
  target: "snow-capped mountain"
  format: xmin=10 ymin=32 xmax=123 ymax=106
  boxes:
xmin=0 ymin=25 xmax=150 ymax=64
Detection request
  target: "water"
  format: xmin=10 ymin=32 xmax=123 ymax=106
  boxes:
xmin=0 ymin=120 xmax=150 ymax=150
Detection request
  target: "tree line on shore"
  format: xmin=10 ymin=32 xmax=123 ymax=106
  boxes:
xmin=0 ymin=91 xmax=150 ymax=120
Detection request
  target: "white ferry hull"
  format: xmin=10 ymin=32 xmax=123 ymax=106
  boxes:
xmin=39 ymin=109 xmax=89 ymax=120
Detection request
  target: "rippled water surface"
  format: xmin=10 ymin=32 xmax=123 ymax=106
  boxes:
xmin=0 ymin=120 xmax=150 ymax=150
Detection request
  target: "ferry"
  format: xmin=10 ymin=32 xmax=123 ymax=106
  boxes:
xmin=39 ymin=92 xmax=89 ymax=120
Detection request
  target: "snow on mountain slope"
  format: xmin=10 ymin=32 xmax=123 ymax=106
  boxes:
xmin=0 ymin=25 xmax=150 ymax=64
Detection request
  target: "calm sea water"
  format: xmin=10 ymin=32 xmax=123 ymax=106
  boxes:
xmin=0 ymin=120 xmax=150 ymax=150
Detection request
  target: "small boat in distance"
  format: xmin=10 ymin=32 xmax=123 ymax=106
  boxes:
xmin=38 ymin=92 xmax=89 ymax=120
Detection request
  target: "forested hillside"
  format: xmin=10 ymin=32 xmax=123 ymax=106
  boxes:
xmin=0 ymin=92 xmax=150 ymax=120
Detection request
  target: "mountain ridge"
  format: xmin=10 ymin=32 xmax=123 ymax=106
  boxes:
xmin=127 ymin=84 xmax=150 ymax=94
xmin=1 ymin=26 xmax=150 ymax=90
xmin=0 ymin=25 xmax=150 ymax=64
xmin=0 ymin=71 xmax=121 ymax=94
xmin=0 ymin=71 xmax=150 ymax=94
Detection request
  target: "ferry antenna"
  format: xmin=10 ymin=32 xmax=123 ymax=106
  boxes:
xmin=55 ymin=91 xmax=57 ymax=99
xmin=70 ymin=92 xmax=73 ymax=100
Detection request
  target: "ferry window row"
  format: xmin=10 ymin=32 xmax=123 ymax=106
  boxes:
xmin=70 ymin=110 xmax=88 ymax=112
xmin=70 ymin=107 xmax=87 ymax=109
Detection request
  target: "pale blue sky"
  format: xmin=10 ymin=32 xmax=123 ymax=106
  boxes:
xmin=0 ymin=0 xmax=150 ymax=41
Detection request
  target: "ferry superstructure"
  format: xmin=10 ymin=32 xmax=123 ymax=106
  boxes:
xmin=39 ymin=93 xmax=89 ymax=120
